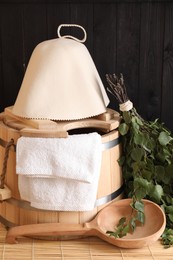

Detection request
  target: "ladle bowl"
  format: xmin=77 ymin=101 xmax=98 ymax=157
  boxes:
xmin=96 ymin=198 xmax=166 ymax=248
xmin=6 ymin=198 xmax=166 ymax=248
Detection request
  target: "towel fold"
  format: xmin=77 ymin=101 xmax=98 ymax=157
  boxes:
xmin=17 ymin=133 xmax=102 ymax=211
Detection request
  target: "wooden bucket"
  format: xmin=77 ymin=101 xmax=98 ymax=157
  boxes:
xmin=0 ymin=108 xmax=123 ymax=230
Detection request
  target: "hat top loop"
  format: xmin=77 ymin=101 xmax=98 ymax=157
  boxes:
xmin=57 ymin=24 xmax=87 ymax=43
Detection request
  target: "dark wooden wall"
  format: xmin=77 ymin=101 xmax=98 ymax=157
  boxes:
xmin=0 ymin=0 xmax=173 ymax=131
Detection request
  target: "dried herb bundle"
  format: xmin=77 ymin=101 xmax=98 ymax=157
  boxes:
xmin=106 ymin=74 xmax=173 ymax=247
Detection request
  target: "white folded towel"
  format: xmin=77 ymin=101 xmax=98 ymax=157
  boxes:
xmin=17 ymin=133 xmax=101 ymax=183
xmin=16 ymin=133 xmax=102 ymax=211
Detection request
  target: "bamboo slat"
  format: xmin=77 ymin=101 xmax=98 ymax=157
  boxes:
xmin=0 ymin=224 xmax=173 ymax=260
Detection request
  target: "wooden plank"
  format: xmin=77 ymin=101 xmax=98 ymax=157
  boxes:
xmin=47 ymin=3 xmax=93 ymax=52
xmin=69 ymin=3 xmax=93 ymax=55
xmin=0 ymin=185 xmax=12 ymax=201
xmin=47 ymin=3 xmax=70 ymax=39
xmin=161 ymin=3 xmax=173 ymax=132
xmin=0 ymin=29 xmax=4 ymax=113
xmin=4 ymin=106 xmax=59 ymax=129
xmin=0 ymin=0 xmax=171 ymax=3
xmin=116 ymin=3 xmax=140 ymax=108
xmin=0 ymin=4 xmax=24 ymax=109
xmin=139 ymin=2 xmax=165 ymax=121
xmin=4 ymin=106 xmax=119 ymax=138
xmin=93 ymin=3 xmax=117 ymax=111
xmin=22 ymin=3 xmax=47 ymax=68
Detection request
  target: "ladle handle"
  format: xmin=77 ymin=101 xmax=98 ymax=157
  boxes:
xmin=57 ymin=24 xmax=87 ymax=43
xmin=6 ymin=222 xmax=91 ymax=244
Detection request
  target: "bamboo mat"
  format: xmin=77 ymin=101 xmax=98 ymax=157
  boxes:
xmin=0 ymin=225 xmax=173 ymax=260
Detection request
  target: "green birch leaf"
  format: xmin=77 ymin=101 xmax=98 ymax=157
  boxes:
xmin=131 ymin=148 xmax=145 ymax=162
xmin=154 ymin=165 xmax=165 ymax=182
xmin=146 ymin=158 xmax=155 ymax=172
xmin=118 ymin=217 xmax=126 ymax=226
xmin=134 ymin=133 xmax=144 ymax=146
xmin=131 ymin=117 xmax=140 ymax=131
xmin=118 ymin=156 xmax=125 ymax=166
xmin=165 ymin=164 xmax=173 ymax=177
xmin=156 ymin=150 xmax=167 ymax=163
xmin=158 ymin=131 xmax=173 ymax=146
xmin=135 ymin=116 xmax=143 ymax=126
xmin=130 ymin=217 xmax=136 ymax=232
xmin=164 ymin=195 xmax=173 ymax=205
xmin=119 ymin=123 xmax=129 ymax=136
xmin=135 ymin=187 xmax=147 ymax=200
xmin=142 ymin=135 xmax=155 ymax=151
xmin=132 ymin=162 xmax=140 ymax=174
xmin=162 ymin=228 xmax=173 ymax=248
xmin=121 ymin=225 xmax=130 ymax=236
xmin=150 ymin=184 xmax=164 ymax=203
xmin=136 ymin=211 xmax=145 ymax=224
xmin=168 ymin=214 xmax=173 ymax=222
xmin=134 ymin=200 xmax=144 ymax=212
xmin=123 ymin=111 xmax=132 ymax=123
xmin=141 ymin=170 xmax=152 ymax=181
xmin=166 ymin=206 xmax=173 ymax=215
xmin=134 ymin=177 xmax=150 ymax=190
xmin=163 ymin=229 xmax=173 ymax=236
xmin=163 ymin=165 xmax=173 ymax=184
xmin=106 ymin=231 xmax=118 ymax=238
xmin=163 ymin=148 xmax=171 ymax=157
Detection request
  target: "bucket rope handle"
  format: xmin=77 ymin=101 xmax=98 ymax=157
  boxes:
xmin=0 ymin=139 xmax=14 ymax=189
xmin=57 ymin=24 xmax=87 ymax=43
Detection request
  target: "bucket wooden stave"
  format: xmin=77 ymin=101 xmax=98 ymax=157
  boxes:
xmin=0 ymin=112 xmax=123 ymax=228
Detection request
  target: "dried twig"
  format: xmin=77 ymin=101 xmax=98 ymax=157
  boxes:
xmin=106 ymin=73 xmax=129 ymax=104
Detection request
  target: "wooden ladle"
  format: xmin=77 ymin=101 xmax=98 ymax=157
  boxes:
xmin=6 ymin=199 xmax=166 ymax=248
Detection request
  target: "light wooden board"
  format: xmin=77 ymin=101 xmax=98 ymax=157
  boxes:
xmin=0 ymin=224 xmax=172 ymax=260
xmin=3 ymin=107 xmax=120 ymax=138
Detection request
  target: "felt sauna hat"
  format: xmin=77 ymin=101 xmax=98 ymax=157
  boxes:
xmin=12 ymin=24 xmax=110 ymax=120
